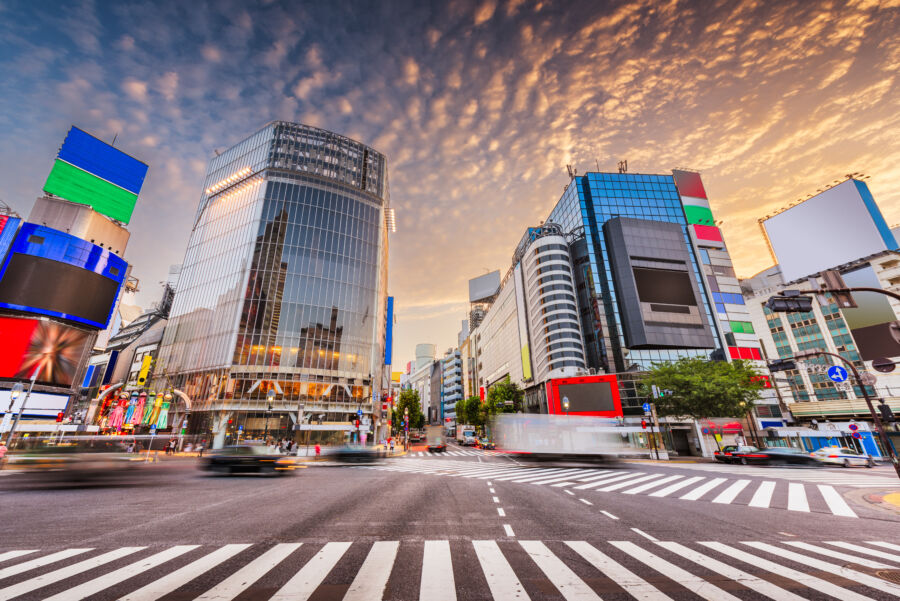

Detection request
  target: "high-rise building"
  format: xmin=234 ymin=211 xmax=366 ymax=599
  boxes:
xmin=441 ymin=348 xmax=463 ymax=422
xmin=155 ymin=122 xmax=391 ymax=446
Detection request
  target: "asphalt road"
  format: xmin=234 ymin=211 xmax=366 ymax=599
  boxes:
xmin=0 ymin=443 xmax=898 ymax=600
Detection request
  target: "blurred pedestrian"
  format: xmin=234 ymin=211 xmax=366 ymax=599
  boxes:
xmin=0 ymin=440 xmax=7 ymax=469
xmin=314 ymin=443 xmax=321 ymax=458
xmin=389 ymin=438 xmax=394 ymax=453
xmin=196 ymin=442 xmax=205 ymax=457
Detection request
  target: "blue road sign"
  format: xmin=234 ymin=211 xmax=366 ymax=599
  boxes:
xmin=827 ymin=365 xmax=849 ymax=383
xmin=238 ymin=425 xmax=243 ymax=431
xmin=149 ymin=425 xmax=157 ymax=435
xmin=848 ymin=423 xmax=859 ymax=431
xmin=852 ymin=432 xmax=862 ymax=439
xmin=642 ymin=402 xmax=651 ymax=413
xmin=357 ymin=409 xmax=363 ymax=417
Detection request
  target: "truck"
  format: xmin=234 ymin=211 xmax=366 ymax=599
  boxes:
xmin=425 ymin=425 xmax=446 ymax=452
xmin=456 ymin=424 xmax=477 ymax=446
xmin=491 ymin=414 xmax=637 ymax=462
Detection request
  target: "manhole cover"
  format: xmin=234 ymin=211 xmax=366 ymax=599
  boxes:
xmin=876 ymin=570 xmax=900 ymax=584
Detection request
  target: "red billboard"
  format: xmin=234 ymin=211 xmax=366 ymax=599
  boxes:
xmin=545 ymin=374 xmax=623 ymax=417
xmin=0 ymin=316 xmax=91 ymax=386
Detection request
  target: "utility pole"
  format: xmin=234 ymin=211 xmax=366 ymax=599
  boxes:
xmin=4 ymin=365 xmax=41 ymax=447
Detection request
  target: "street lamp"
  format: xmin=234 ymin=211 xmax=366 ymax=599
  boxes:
xmin=562 ymin=396 xmax=570 ymax=416
xmin=264 ymin=388 xmax=276 ymax=442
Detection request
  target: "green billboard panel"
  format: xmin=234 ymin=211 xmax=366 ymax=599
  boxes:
xmin=43 ymin=159 xmax=138 ymax=224
xmin=684 ymin=204 xmax=714 ymax=226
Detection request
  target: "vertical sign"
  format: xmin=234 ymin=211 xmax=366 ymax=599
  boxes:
xmin=513 ymin=263 xmax=533 ymax=380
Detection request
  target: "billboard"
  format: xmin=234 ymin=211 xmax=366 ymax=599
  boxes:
xmin=762 ymin=180 xmax=898 ymax=283
xmin=384 ymin=296 xmax=394 ymax=365
xmin=633 ymin=267 xmax=697 ymax=306
xmin=545 ymin=375 xmax=622 ymax=417
xmin=0 ymin=223 xmax=127 ymax=329
xmin=840 ymin=265 xmax=900 ymax=361
xmin=43 ymin=126 xmax=148 ymax=224
xmin=0 ymin=317 xmax=92 ymax=387
xmin=0 ymin=390 xmax=70 ymax=418
xmin=469 ymin=270 xmax=501 ymax=303
xmin=0 ymin=216 xmax=20 ymax=262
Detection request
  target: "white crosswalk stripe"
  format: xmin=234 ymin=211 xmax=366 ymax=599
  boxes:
xmin=0 ymin=539 xmax=896 ymax=599
xmin=655 ymin=460 xmax=900 ymax=487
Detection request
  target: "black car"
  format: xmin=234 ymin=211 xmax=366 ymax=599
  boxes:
xmin=713 ymin=445 xmax=739 ymax=463
xmin=202 ymin=445 xmax=297 ymax=475
xmin=731 ymin=447 xmax=820 ymax=466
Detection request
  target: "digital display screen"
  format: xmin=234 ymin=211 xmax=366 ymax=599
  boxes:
xmin=556 ymin=382 xmax=616 ymax=412
xmin=0 ymin=216 xmax=20 ymax=262
xmin=43 ymin=159 xmax=139 ymax=224
xmin=840 ymin=266 xmax=900 ymax=360
xmin=633 ymin=267 xmax=697 ymax=306
xmin=0 ymin=254 xmax=120 ymax=327
xmin=0 ymin=317 xmax=91 ymax=386
xmin=57 ymin=126 xmax=148 ymax=195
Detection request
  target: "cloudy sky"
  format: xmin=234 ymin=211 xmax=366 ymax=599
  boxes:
xmin=1 ymin=0 xmax=899 ymax=368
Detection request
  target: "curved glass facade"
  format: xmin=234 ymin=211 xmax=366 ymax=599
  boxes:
xmin=156 ymin=122 xmax=389 ymax=444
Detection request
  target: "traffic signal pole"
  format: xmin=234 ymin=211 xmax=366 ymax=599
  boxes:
xmin=794 ymin=350 xmax=900 ymax=481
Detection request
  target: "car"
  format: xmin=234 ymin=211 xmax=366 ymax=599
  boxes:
xmin=461 ymin=436 xmax=478 ymax=447
xmin=811 ymin=446 xmax=875 ymax=468
xmin=476 ymin=438 xmax=495 ymax=450
xmin=202 ymin=445 xmax=297 ymax=475
xmin=731 ymin=446 xmax=820 ymax=466
xmin=426 ymin=438 xmax=446 ymax=452
xmin=408 ymin=432 xmax=423 ymax=443
xmin=713 ymin=445 xmax=739 ymax=463
xmin=330 ymin=445 xmax=387 ymax=463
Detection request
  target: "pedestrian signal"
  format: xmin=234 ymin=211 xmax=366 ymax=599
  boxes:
xmin=641 ymin=419 xmax=648 ymax=430
xmin=56 ymin=412 xmax=65 ymax=422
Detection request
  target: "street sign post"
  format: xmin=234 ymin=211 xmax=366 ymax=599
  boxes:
xmin=642 ymin=402 xmax=651 ymax=414
xmin=827 ymin=365 xmax=848 ymax=383
xmin=147 ymin=425 xmax=157 ymax=462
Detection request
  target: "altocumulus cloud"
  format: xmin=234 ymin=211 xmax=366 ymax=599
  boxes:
xmin=0 ymin=0 xmax=898 ymax=365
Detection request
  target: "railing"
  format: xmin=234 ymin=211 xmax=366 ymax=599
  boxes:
xmin=788 ymin=399 xmax=899 ymax=417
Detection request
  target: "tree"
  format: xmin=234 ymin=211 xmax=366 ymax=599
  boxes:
xmin=392 ymin=388 xmax=425 ymax=433
xmin=462 ymin=396 xmax=485 ymax=427
xmin=486 ymin=376 xmax=524 ymax=415
xmin=640 ymin=358 xmax=765 ymax=421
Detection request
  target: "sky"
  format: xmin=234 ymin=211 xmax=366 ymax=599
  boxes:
xmin=1 ymin=0 xmax=899 ymax=370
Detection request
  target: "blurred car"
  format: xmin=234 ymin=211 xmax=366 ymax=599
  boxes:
xmin=408 ymin=432 xmax=423 ymax=443
xmin=476 ymin=438 xmax=495 ymax=450
xmin=426 ymin=437 xmax=446 ymax=452
xmin=731 ymin=446 xmax=820 ymax=466
xmin=329 ymin=445 xmax=386 ymax=463
xmin=713 ymin=445 xmax=739 ymax=463
xmin=811 ymin=446 xmax=875 ymax=468
xmin=202 ymin=445 xmax=297 ymax=475
xmin=6 ymin=442 xmax=141 ymax=485
xmin=461 ymin=435 xmax=478 ymax=447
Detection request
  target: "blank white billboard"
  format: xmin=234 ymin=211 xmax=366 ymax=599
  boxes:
xmin=763 ymin=180 xmax=897 ymax=282
xmin=0 ymin=390 xmax=70 ymax=418
xmin=469 ymin=270 xmax=501 ymax=303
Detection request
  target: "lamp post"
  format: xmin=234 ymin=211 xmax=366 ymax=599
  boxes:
xmin=562 ymin=396 xmax=570 ymax=416
xmin=264 ymin=388 xmax=275 ymax=444
xmin=4 ymin=365 xmax=41 ymax=448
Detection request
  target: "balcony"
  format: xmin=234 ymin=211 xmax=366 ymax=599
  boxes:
xmin=787 ymin=399 xmax=898 ymax=419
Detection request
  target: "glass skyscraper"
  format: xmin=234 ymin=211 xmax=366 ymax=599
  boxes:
xmin=156 ymin=122 xmax=390 ymax=445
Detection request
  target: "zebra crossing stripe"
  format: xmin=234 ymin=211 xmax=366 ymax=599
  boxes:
xmin=574 ymin=470 xmax=613 ymax=482
xmin=195 ymin=543 xmax=302 ymax=600
xmin=0 ymin=550 xmax=36 ymax=564
xmin=596 ymin=473 xmax=665 ymax=492
xmin=566 ymin=541 xmax=669 ymax=600
xmin=529 ymin=470 xmax=597 ymax=485
xmin=780 ymin=541 xmax=892 ymax=569
xmin=713 ymin=542 xmax=892 ymax=600
xmin=679 ymin=478 xmax=727 ymax=501
xmin=826 ymin=541 xmax=900 ymax=563
xmin=43 ymin=546 xmax=198 ymax=601
xmin=497 ymin=468 xmax=572 ymax=482
xmin=622 ymin=474 xmax=683 ymax=495
xmin=747 ymin=481 xmax=776 ymax=508
xmin=519 ymin=540 xmax=601 ymax=600
xmin=0 ymin=547 xmax=145 ymax=601
xmin=608 ymin=541 xmax=741 ymax=601
xmin=869 ymin=541 xmax=900 ymax=552
xmin=0 ymin=548 xmax=92 ymax=580
xmin=786 ymin=483 xmax=809 ymax=512
xmin=420 ymin=541 xmax=456 ymax=601
xmin=648 ymin=476 xmax=704 ymax=498
xmin=345 ymin=541 xmax=399 ymax=601
xmin=654 ymin=541 xmax=806 ymax=601
xmin=271 ymin=542 xmax=352 ymax=601
xmin=473 ymin=540 xmax=529 ymax=600
xmin=817 ymin=485 xmax=857 ymax=517
xmin=573 ymin=472 xmax=644 ymax=490
xmin=711 ymin=479 xmax=751 ymax=504
xmin=121 ymin=544 xmax=250 ymax=601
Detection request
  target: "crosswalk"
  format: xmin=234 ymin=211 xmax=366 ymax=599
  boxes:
xmin=654 ymin=460 xmax=900 ymax=487
xmin=362 ymin=460 xmax=873 ymax=518
xmin=403 ymin=448 xmax=502 ymax=457
xmin=1 ymin=538 xmax=898 ymax=600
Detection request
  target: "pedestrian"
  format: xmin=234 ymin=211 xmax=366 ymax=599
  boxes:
xmin=389 ymin=437 xmax=394 ymax=453
xmin=197 ymin=442 xmax=205 ymax=457
xmin=315 ymin=443 xmax=321 ymax=458
xmin=0 ymin=440 xmax=7 ymax=470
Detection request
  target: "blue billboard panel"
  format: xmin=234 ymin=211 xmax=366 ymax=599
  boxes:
xmin=57 ymin=126 xmax=148 ymax=195
xmin=0 ymin=223 xmax=128 ymax=329
xmin=0 ymin=216 xmax=21 ymax=264
xmin=384 ymin=296 xmax=394 ymax=365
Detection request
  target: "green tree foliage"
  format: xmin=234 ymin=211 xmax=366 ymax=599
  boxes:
xmin=391 ymin=388 xmax=425 ymax=433
xmin=641 ymin=358 xmax=765 ymax=420
xmin=486 ymin=376 xmax=523 ymax=415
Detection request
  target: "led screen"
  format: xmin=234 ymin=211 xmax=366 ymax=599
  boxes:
xmin=672 ymin=170 xmax=708 ymax=200
xmin=762 ymin=180 xmax=898 ymax=283
xmin=56 ymin=126 xmax=148 ymax=195
xmin=840 ymin=266 xmax=900 ymax=360
xmin=0 ymin=216 xmax=20 ymax=262
xmin=43 ymin=159 xmax=139 ymax=224
xmin=556 ymin=381 xmax=615 ymax=412
xmin=0 ymin=317 xmax=91 ymax=386
xmin=0 ymin=255 xmax=120 ymax=328
xmin=633 ymin=267 xmax=697 ymax=306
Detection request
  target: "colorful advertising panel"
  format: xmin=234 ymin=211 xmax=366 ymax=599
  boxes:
xmin=0 ymin=316 xmax=92 ymax=387
xmin=0 ymin=223 xmax=127 ymax=329
xmin=0 ymin=216 xmax=20 ymax=262
xmin=43 ymin=126 xmax=148 ymax=224
xmin=545 ymin=375 xmax=622 ymax=417
xmin=840 ymin=265 xmax=900 ymax=361
xmin=384 ymin=296 xmax=394 ymax=365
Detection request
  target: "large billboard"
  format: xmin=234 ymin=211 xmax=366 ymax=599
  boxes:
xmin=0 ymin=216 xmax=20 ymax=262
xmin=469 ymin=270 xmax=501 ymax=303
xmin=840 ymin=265 xmax=900 ymax=361
xmin=0 ymin=223 xmax=127 ymax=329
xmin=43 ymin=126 xmax=148 ymax=224
xmin=762 ymin=180 xmax=898 ymax=283
xmin=0 ymin=316 xmax=92 ymax=387
xmin=545 ymin=375 xmax=622 ymax=417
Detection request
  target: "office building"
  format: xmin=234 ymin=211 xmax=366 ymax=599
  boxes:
xmin=155 ymin=122 xmax=391 ymax=446
xmin=441 ymin=348 xmax=463 ymax=422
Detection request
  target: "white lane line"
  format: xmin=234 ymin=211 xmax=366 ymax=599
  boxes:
xmin=679 ymin=478 xmax=727 ymax=501
xmin=622 ymin=474 xmax=683 ymax=495
xmin=504 ymin=524 xmax=516 ymax=537
xmin=827 ymin=541 xmax=900 ymax=563
xmin=720 ymin=541 xmax=896 ymax=600
xmin=574 ymin=470 xmax=612 ymax=481
xmin=600 ymin=511 xmax=618 ymax=520
xmin=44 ymin=546 xmax=197 ymax=601
xmin=196 ymin=543 xmax=302 ymax=601
xmin=573 ymin=472 xmax=644 ymax=490
xmin=817 ymin=485 xmax=857 ymax=518
xmin=473 ymin=540 xmax=528 ymax=600
xmin=747 ymin=481 xmax=776 ymax=508
xmin=568 ymin=541 xmax=672 ymax=601
xmin=519 ymin=540 xmax=601 ymax=600
xmin=493 ymin=496 xmax=500 ymax=503
xmin=565 ymin=490 xmax=575 ymax=496
xmin=711 ymin=479 xmax=751 ymax=504
xmin=0 ymin=550 xmax=36 ymax=564
xmin=781 ymin=542 xmax=891 ymax=569
xmin=271 ymin=542 xmax=352 ymax=601
xmin=120 ymin=545 xmax=249 ymax=601
xmin=579 ymin=499 xmax=593 ymax=506
xmin=421 ymin=540 xmax=456 ymax=601
xmin=648 ymin=476 xmax=704 ymax=498
xmin=490 ymin=488 xmax=496 ymax=493
xmin=0 ymin=547 xmax=145 ymax=601
xmin=609 ymin=541 xmax=735 ymax=601
xmin=487 ymin=481 xmax=492 ymax=485
xmin=549 ymin=482 xmax=576 ymax=487
xmin=869 ymin=541 xmax=900 ymax=552
xmin=631 ymin=528 xmax=658 ymax=541
xmin=498 ymin=508 xmax=506 ymax=516
xmin=655 ymin=541 xmax=805 ymax=601
xmin=344 ymin=541 xmax=399 ymax=601
xmin=597 ymin=473 xmax=665 ymax=492
xmin=0 ymin=548 xmax=92 ymax=580
xmin=786 ymin=483 xmax=809 ymax=512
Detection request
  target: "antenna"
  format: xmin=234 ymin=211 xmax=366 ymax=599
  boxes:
xmin=595 ymin=159 xmax=600 ymax=171
xmin=566 ymin=165 xmax=576 ymax=179
xmin=617 ymin=160 xmax=627 ymax=173
xmin=111 ymin=132 xmax=118 ymax=147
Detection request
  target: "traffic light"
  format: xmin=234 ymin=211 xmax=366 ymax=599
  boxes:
xmin=878 ymin=402 xmax=896 ymax=423
xmin=56 ymin=411 xmax=64 ymax=422
xmin=767 ymin=358 xmax=797 ymax=372
xmin=766 ymin=291 xmax=814 ymax=313
xmin=641 ymin=419 xmax=647 ymax=430
xmin=355 ymin=419 xmax=360 ymax=429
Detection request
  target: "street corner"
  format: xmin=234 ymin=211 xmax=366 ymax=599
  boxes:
xmin=850 ymin=488 xmax=900 ymax=516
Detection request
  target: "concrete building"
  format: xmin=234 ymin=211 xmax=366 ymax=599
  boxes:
xmin=441 ymin=348 xmax=463 ymax=422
